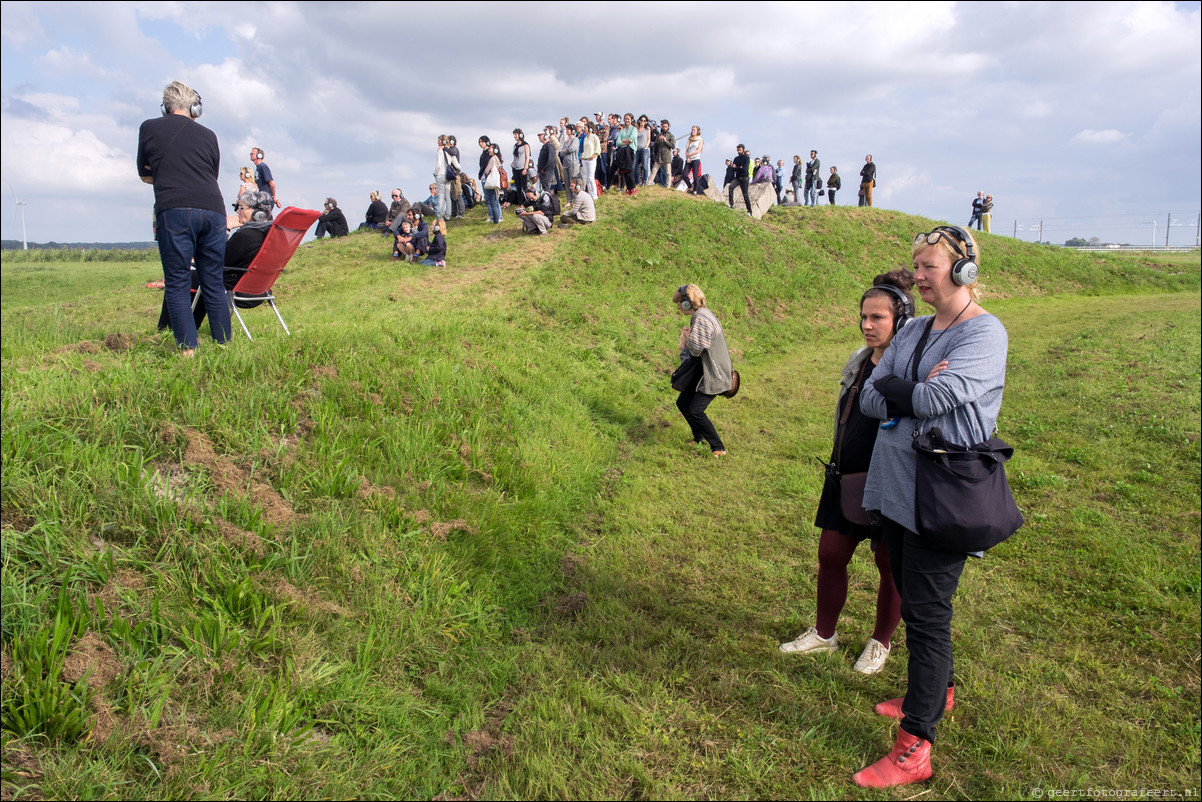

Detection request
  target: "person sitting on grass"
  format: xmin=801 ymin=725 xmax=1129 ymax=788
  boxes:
xmin=408 ymin=209 xmax=430 ymax=257
xmin=420 ymin=220 xmax=447 ymax=267
xmin=394 ymin=220 xmax=416 ymax=261
xmin=559 ymin=179 xmax=596 ymax=227
xmin=315 ymin=197 xmax=348 ymax=238
xmin=517 ymin=186 xmax=556 ymax=235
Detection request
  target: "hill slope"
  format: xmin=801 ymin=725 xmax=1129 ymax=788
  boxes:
xmin=2 ymin=191 xmax=1199 ymax=799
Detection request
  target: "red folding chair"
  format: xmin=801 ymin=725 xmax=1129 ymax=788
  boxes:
xmin=194 ymin=207 xmax=320 ymax=340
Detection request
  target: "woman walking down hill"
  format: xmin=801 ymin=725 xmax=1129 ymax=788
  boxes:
xmin=779 ymin=270 xmax=913 ymax=676
xmin=853 ymin=225 xmax=1009 ymax=789
xmin=673 ymin=284 xmax=733 ymax=457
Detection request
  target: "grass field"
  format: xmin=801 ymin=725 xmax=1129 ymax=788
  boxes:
xmin=2 ymin=192 xmax=1199 ymax=800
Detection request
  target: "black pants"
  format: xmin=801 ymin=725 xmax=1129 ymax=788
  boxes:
xmin=512 ymin=170 xmax=529 ymax=199
xmin=676 ymin=386 xmax=724 ymax=451
xmin=728 ymin=177 xmax=751 ymax=213
xmin=879 ymin=517 xmax=967 ymax=744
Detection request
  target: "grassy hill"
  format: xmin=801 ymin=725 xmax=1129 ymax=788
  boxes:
xmin=2 ymin=190 xmax=1199 ymax=799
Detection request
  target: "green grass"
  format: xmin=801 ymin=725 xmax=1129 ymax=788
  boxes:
xmin=2 ymin=191 xmax=1199 ymax=799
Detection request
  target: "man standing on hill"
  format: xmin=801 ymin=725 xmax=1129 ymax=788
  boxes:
xmin=859 ymin=154 xmax=876 ymax=207
xmin=805 ymin=150 xmax=821 ymax=206
xmin=137 ymin=80 xmax=230 ymax=354
xmin=968 ymin=191 xmax=985 ymax=229
xmin=652 ymin=120 xmax=675 ymax=188
xmin=728 ymin=144 xmax=752 ymax=216
xmin=251 ymin=147 xmax=281 ymax=210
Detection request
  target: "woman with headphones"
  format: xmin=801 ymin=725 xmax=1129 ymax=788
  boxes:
xmin=672 ymin=284 xmax=733 ymax=457
xmin=852 ymin=225 xmax=1009 ymax=789
xmin=779 ymin=269 xmax=914 ymax=675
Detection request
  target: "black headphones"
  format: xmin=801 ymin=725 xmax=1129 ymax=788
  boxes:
xmin=678 ymin=285 xmax=693 ymax=311
xmin=161 ymin=91 xmax=203 ymax=120
xmin=861 ymin=284 xmax=914 ymax=334
xmin=939 ymin=225 xmax=979 ymax=286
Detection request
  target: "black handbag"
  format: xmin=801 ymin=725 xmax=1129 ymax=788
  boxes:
xmin=671 ymin=356 xmax=703 ymax=392
xmin=912 ymin=426 xmax=1024 ymax=552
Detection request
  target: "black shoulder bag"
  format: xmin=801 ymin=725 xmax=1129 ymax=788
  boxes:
xmin=909 ymin=320 xmax=1024 ymax=552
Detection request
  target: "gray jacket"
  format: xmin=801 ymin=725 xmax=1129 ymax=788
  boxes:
xmin=860 ymin=313 xmax=1009 ymax=533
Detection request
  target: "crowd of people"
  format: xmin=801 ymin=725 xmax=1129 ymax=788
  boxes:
xmin=140 ymin=82 xmax=1013 ymax=792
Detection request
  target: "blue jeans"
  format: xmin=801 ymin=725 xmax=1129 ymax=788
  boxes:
xmin=805 ymin=182 xmax=818 ymax=206
xmin=636 ymin=148 xmax=650 ymax=184
xmin=158 ymin=207 xmax=230 ymax=349
xmin=483 ymin=188 xmax=502 ymax=223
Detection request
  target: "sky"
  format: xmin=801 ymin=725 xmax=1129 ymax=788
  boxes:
xmin=1 ymin=0 xmax=1200 ymax=247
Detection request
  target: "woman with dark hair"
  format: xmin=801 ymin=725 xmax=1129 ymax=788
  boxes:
xmin=156 ymin=190 xmax=274 ymax=331
xmin=511 ymin=129 xmax=531 ymax=199
xmin=480 ymin=137 xmax=504 ymax=224
xmin=614 ymin=113 xmax=639 ymax=196
xmin=446 ymin=135 xmax=465 ymax=219
xmin=315 ymin=197 xmax=348 ymax=238
xmin=780 ymin=269 xmax=913 ymax=676
xmin=853 ymin=225 xmax=1009 ymax=789
xmin=672 ymin=284 xmax=733 ymax=457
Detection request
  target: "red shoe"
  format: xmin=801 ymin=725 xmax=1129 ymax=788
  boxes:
xmin=852 ymin=729 xmax=931 ymax=788
xmin=631 ymin=188 xmax=638 ymax=197
xmin=874 ymin=686 xmax=954 ymax=720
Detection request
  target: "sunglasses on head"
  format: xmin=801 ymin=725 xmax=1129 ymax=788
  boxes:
xmin=914 ymin=227 xmax=971 ymax=258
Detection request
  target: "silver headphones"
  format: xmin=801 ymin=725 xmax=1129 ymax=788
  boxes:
xmin=161 ymin=91 xmax=203 ymax=120
xmin=678 ymin=285 xmax=692 ymax=311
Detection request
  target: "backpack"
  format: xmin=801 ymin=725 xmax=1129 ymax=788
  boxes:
xmin=499 ymin=167 xmax=509 ymax=191
xmin=547 ymin=191 xmax=561 ymax=216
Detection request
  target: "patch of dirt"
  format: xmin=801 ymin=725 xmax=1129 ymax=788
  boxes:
xmin=559 ymin=553 xmax=582 ymax=581
xmin=0 ymin=509 xmax=35 ymax=532
xmin=62 ymin=631 xmax=122 ymax=688
xmin=215 ymin=518 xmax=266 ymax=557
xmin=54 ymin=340 xmax=100 ymax=355
xmin=61 ymin=631 xmax=124 ymax=743
xmin=270 ymin=579 xmax=350 ymax=617
xmin=460 ymin=728 xmax=516 ymax=769
xmin=126 ymin=714 xmax=236 ymax=776
xmin=0 ymin=741 xmax=43 ymax=799
xmin=410 ymin=509 xmax=430 ymax=524
xmin=546 ymin=592 xmax=588 ymax=618
xmin=82 ymin=360 xmax=103 ymax=372
xmin=182 ymin=430 xmax=294 ymax=529
xmin=0 ymin=651 xmax=12 ymax=681
xmin=745 ymin=295 xmax=759 ymax=317
xmin=310 ymin=365 xmax=338 ymax=380
xmin=356 ymin=477 xmax=397 ymax=501
xmin=430 ymin=519 xmax=475 ymax=540
xmin=94 ymin=569 xmax=148 ymax=612
xmin=103 ymin=333 xmax=133 ymax=352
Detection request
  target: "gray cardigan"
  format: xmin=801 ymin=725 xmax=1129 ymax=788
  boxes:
xmin=683 ymin=307 xmax=733 ymax=396
xmin=860 ymin=313 xmax=1009 ymax=533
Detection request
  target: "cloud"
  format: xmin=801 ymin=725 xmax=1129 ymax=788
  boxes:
xmin=1071 ymin=129 xmax=1130 ymax=145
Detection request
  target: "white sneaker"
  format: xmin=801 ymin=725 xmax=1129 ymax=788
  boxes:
xmin=779 ymin=627 xmax=838 ymax=654
xmin=853 ymin=638 xmax=891 ymax=675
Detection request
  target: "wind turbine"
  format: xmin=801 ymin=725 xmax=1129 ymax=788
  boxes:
xmin=1145 ymin=220 xmax=1157 ymax=248
xmin=6 ymin=181 xmax=28 ymax=250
